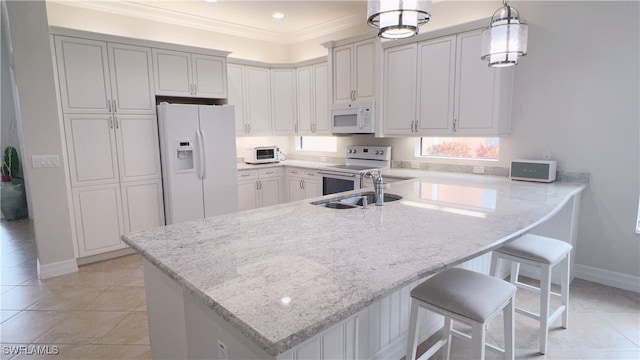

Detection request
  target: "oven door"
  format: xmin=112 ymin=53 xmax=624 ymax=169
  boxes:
xmin=318 ymin=170 xmax=362 ymax=195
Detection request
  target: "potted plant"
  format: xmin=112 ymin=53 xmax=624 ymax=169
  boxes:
xmin=2 ymin=146 xmax=19 ymax=182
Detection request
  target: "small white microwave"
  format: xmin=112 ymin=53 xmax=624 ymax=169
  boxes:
xmin=244 ymin=146 xmax=280 ymax=164
xmin=331 ymin=101 xmax=375 ymax=134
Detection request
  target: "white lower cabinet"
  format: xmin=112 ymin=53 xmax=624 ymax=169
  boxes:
xmin=72 ymin=184 xmax=126 ymax=257
xmin=121 ymin=180 xmax=165 ymax=233
xmin=73 ymin=180 xmax=164 ymax=258
xmin=237 ymin=168 xmax=283 ymax=211
xmin=286 ymin=167 xmax=321 ymax=202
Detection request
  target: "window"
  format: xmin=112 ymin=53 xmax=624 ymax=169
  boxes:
xmin=420 ymin=137 xmax=499 ymax=160
xmin=295 ymin=136 xmax=337 ymax=152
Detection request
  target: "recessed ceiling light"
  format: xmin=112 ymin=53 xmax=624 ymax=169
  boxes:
xmin=204 ymin=0 xmax=218 ymax=3
xmin=272 ymin=12 xmax=285 ymax=20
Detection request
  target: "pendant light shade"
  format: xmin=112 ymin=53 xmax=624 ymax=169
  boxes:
xmin=481 ymin=0 xmax=528 ymax=67
xmin=367 ymin=0 xmax=431 ymax=39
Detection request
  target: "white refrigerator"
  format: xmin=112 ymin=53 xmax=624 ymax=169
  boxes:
xmin=157 ymin=103 xmax=238 ymax=224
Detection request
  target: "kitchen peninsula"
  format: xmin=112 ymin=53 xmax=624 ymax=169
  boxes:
xmin=122 ymin=172 xmax=586 ymax=360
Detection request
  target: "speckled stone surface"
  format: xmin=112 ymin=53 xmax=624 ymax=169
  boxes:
xmin=122 ymin=172 xmax=586 ymax=356
xmin=237 ymin=159 xmax=341 ymax=171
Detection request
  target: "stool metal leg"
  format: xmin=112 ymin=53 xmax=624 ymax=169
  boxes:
xmin=561 ymin=253 xmax=571 ymax=329
xmin=504 ymin=297 xmax=515 ymax=360
xmin=443 ymin=317 xmax=452 ymax=360
xmin=406 ymin=300 xmax=420 ymax=360
xmin=540 ymin=265 xmax=552 ymax=354
xmin=471 ymin=322 xmax=486 ymax=360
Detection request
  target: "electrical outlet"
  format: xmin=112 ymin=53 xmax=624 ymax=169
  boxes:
xmin=410 ymin=161 xmax=420 ymax=169
xmin=472 ymin=166 xmax=485 ymax=174
xmin=32 ymin=155 xmax=60 ymax=168
xmin=320 ymin=156 xmax=327 ymax=162
xmin=401 ymin=161 xmax=411 ymax=168
xmin=217 ymin=340 xmax=228 ymax=360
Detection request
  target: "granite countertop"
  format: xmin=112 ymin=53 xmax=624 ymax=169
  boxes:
xmin=122 ymin=172 xmax=586 ymax=356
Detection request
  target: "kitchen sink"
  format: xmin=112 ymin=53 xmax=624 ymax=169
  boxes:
xmin=312 ymin=191 xmax=402 ymax=209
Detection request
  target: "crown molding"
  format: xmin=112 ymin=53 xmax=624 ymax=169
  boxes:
xmin=50 ymin=0 xmax=364 ymax=45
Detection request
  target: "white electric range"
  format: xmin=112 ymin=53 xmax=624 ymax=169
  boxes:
xmin=317 ymin=145 xmax=391 ymax=195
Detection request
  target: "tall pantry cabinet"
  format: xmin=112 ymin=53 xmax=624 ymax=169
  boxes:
xmin=53 ymin=35 xmax=164 ymax=258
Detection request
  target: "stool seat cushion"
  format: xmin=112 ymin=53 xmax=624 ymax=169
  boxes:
xmin=496 ymin=234 xmax=572 ymax=264
xmin=411 ymin=268 xmax=516 ymax=323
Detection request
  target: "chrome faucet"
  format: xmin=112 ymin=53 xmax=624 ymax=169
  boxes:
xmin=365 ymin=170 xmax=384 ymax=206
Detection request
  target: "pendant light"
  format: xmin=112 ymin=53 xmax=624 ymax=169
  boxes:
xmin=367 ymin=0 xmax=431 ymax=39
xmin=481 ymin=0 xmax=528 ymax=67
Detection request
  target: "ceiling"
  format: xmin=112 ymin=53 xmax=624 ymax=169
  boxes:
xmin=52 ymin=0 xmax=371 ymax=44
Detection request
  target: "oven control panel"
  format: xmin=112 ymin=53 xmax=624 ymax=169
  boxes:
xmin=346 ymin=146 xmax=391 ymax=161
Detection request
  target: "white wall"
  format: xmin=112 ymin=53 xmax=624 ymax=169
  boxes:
xmin=4 ymin=0 xmax=77 ymax=273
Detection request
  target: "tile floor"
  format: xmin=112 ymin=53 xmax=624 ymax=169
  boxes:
xmin=1 ymin=218 xmax=639 ymax=359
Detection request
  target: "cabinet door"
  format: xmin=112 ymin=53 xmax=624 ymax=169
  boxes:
xmin=64 ymin=114 xmax=119 ymax=186
xmin=114 ymin=115 xmax=161 ymax=182
xmin=227 ymin=64 xmax=247 ymax=135
xmin=303 ymin=179 xmax=321 ymax=199
xmin=54 ymin=36 xmax=111 ymax=114
xmin=108 ymin=43 xmax=155 ymax=115
xmin=296 ymin=66 xmax=313 ymax=134
xmin=245 ymin=67 xmax=272 ymax=134
xmin=73 ymin=184 xmax=125 ymax=257
xmin=238 ymin=180 xmax=258 ymax=211
xmin=354 ymin=39 xmax=375 ymax=100
xmin=271 ymin=68 xmax=297 ymax=134
xmin=287 ymin=177 xmax=303 ymax=202
xmin=383 ymin=44 xmax=417 ymax=135
xmin=153 ymin=49 xmax=192 ymax=96
xmin=313 ymin=63 xmax=330 ymax=134
xmin=259 ymin=178 xmax=281 ymax=207
xmin=333 ymin=44 xmax=353 ymax=103
xmin=454 ymin=30 xmax=498 ymax=134
xmin=416 ymin=36 xmax=456 ymax=134
xmin=121 ymin=180 xmax=165 ymax=233
xmin=192 ymin=54 xmax=227 ymax=98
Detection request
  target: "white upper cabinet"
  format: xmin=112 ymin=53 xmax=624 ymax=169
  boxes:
xmin=227 ymin=64 xmax=247 ymax=135
xmin=297 ymin=66 xmax=314 ymax=134
xmin=382 ymin=44 xmax=417 ymax=136
xmin=332 ymin=38 xmax=377 ymax=103
xmin=229 ymin=64 xmax=272 ymax=136
xmin=416 ymin=35 xmax=456 ymax=134
xmin=454 ymin=30 xmax=513 ymax=134
xmin=55 ymin=37 xmax=112 ymax=114
xmin=191 ymin=54 xmax=227 ymax=98
xmin=153 ymin=49 xmax=227 ymax=98
xmin=296 ymin=62 xmax=330 ymax=135
xmin=382 ymin=30 xmax=513 ymax=136
xmin=108 ymin=43 xmax=156 ymax=114
xmin=54 ymin=36 xmax=155 ymax=115
xmin=114 ymin=115 xmax=162 ymax=182
xmin=313 ymin=63 xmax=330 ymax=133
xmin=271 ymin=68 xmax=297 ymax=135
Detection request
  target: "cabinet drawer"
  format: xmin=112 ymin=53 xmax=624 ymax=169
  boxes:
xmin=287 ymin=167 xmax=318 ymax=179
xmin=237 ymin=170 xmax=258 ymax=180
xmin=259 ymin=167 xmax=282 ymax=178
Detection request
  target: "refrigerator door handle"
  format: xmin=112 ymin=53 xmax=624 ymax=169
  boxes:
xmin=196 ymin=129 xmax=205 ymax=180
xmin=200 ymin=128 xmax=207 ymax=180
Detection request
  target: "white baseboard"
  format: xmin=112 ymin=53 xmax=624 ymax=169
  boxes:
xmin=37 ymin=258 xmax=78 ymax=279
xmin=573 ymin=264 xmax=640 ymax=293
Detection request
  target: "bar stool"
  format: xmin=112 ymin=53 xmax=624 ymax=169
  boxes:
xmin=490 ymin=234 xmax=572 ymax=354
xmin=406 ymin=268 xmax=516 ymax=360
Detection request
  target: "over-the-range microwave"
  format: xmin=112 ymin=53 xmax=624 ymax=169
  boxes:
xmin=331 ymin=101 xmax=375 ymax=134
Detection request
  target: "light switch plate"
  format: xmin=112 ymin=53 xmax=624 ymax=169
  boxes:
xmin=32 ymin=155 xmax=60 ymax=168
